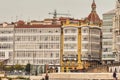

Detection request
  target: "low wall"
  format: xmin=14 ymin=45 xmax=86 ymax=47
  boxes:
xmin=7 ymin=74 xmax=46 ymax=80
xmin=4 ymin=73 xmax=120 ymax=80
xmin=0 ymin=73 xmax=5 ymax=77
xmin=49 ymin=73 xmax=119 ymax=80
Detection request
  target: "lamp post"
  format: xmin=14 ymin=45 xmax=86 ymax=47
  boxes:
xmin=88 ymin=55 xmax=91 ymax=68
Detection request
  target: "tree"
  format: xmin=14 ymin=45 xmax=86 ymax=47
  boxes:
xmin=4 ymin=66 xmax=12 ymax=71
xmin=0 ymin=62 xmax=4 ymax=71
xmin=14 ymin=64 xmax=24 ymax=71
xmin=25 ymin=63 xmax=31 ymax=74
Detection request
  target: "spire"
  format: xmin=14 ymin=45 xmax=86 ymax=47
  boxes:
xmin=91 ymin=0 xmax=96 ymax=12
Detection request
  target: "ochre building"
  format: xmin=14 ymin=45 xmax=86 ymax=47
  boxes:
xmin=60 ymin=18 xmax=102 ymax=72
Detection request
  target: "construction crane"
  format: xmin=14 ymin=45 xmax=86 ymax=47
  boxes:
xmin=48 ymin=10 xmax=71 ymax=24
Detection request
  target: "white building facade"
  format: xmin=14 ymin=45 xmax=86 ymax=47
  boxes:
xmin=81 ymin=26 xmax=101 ymax=62
xmin=63 ymin=27 xmax=78 ymax=61
xmin=61 ymin=24 xmax=102 ymax=72
xmin=14 ymin=25 xmax=61 ymax=72
xmin=102 ymin=10 xmax=115 ymax=64
xmin=0 ymin=24 xmax=14 ymax=65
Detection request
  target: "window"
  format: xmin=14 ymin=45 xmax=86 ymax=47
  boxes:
xmin=84 ymin=29 xmax=87 ymax=33
xmin=56 ymin=30 xmax=58 ymax=33
xmin=110 ymin=28 xmax=112 ymax=32
xmin=56 ymin=53 xmax=59 ymax=58
xmin=103 ymin=48 xmax=108 ymax=52
xmin=51 ymin=53 xmax=53 ymax=57
xmin=39 ymin=45 xmax=42 ymax=49
xmin=0 ymin=52 xmax=5 ymax=58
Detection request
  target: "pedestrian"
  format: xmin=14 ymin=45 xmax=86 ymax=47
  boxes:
xmin=113 ymin=71 xmax=117 ymax=80
xmin=41 ymin=78 xmax=44 ymax=80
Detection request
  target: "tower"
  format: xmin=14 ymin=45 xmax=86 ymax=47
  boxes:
xmin=84 ymin=0 xmax=102 ymax=26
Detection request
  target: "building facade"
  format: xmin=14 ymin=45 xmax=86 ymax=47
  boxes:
xmin=0 ymin=23 xmax=14 ymax=65
xmin=113 ymin=0 xmax=120 ymax=62
xmin=61 ymin=21 xmax=79 ymax=72
xmin=102 ymin=10 xmax=115 ymax=64
xmin=81 ymin=26 xmax=101 ymax=63
xmin=0 ymin=0 xmax=103 ymax=73
xmin=61 ymin=19 xmax=102 ymax=72
xmin=14 ymin=24 xmax=61 ymax=73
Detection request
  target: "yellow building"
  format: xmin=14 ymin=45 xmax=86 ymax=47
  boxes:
xmin=60 ymin=19 xmax=102 ymax=72
xmin=60 ymin=0 xmax=102 ymax=72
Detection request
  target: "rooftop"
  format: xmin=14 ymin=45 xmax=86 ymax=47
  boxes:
xmin=15 ymin=24 xmax=61 ymax=28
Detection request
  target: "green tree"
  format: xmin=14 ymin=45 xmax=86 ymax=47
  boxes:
xmin=14 ymin=64 xmax=24 ymax=71
xmin=0 ymin=62 xmax=4 ymax=71
xmin=25 ymin=63 xmax=31 ymax=74
xmin=4 ymin=66 xmax=12 ymax=71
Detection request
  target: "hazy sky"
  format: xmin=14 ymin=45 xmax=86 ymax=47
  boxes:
xmin=0 ymin=0 xmax=116 ymax=22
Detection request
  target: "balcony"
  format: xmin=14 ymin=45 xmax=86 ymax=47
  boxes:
xmin=62 ymin=55 xmax=78 ymax=62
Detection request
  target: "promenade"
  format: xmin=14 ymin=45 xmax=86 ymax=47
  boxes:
xmin=49 ymin=73 xmax=117 ymax=80
xmin=2 ymin=73 xmax=119 ymax=80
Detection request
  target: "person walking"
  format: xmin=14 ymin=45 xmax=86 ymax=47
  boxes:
xmin=113 ymin=70 xmax=117 ymax=80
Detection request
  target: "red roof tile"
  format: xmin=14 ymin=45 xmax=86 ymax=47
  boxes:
xmin=15 ymin=25 xmax=61 ymax=28
xmin=85 ymin=0 xmax=102 ymax=25
xmin=87 ymin=12 xmax=100 ymax=23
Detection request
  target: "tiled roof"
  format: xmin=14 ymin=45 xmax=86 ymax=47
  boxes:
xmin=85 ymin=0 xmax=102 ymax=25
xmin=17 ymin=20 xmax=25 ymax=25
xmin=87 ymin=12 xmax=101 ymax=23
xmin=15 ymin=25 xmax=61 ymax=28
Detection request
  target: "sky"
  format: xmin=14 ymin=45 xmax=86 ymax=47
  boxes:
xmin=0 ymin=0 xmax=116 ymax=23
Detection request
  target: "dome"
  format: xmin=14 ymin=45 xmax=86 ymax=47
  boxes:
xmin=84 ymin=0 xmax=102 ymax=26
xmin=87 ymin=12 xmax=101 ymax=24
